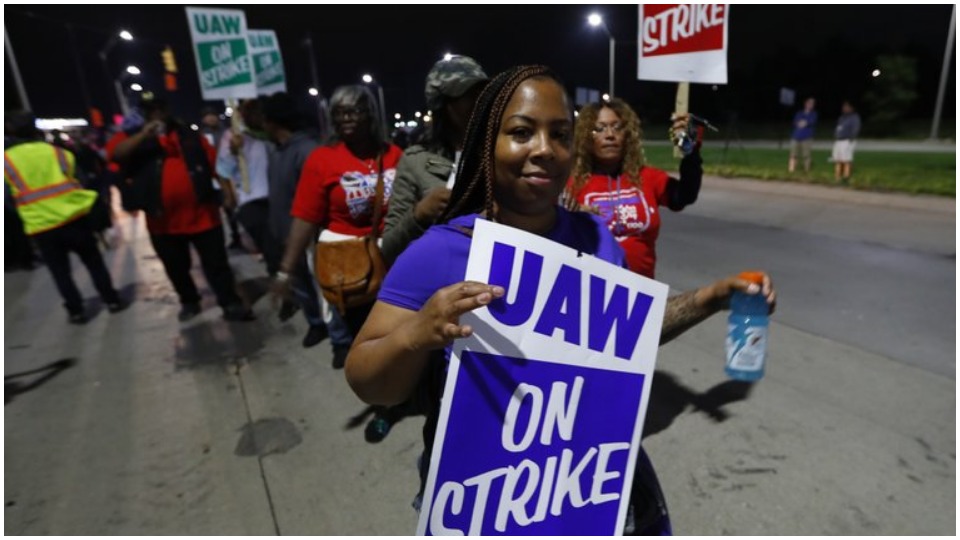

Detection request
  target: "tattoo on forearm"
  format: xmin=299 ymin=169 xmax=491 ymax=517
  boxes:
xmin=660 ymin=289 xmax=717 ymax=345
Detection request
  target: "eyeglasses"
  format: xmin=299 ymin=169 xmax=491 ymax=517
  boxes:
xmin=332 ymin=106 xmax=368 ymax=120
xmin=591 ymin=123 xmax=625 ymax=136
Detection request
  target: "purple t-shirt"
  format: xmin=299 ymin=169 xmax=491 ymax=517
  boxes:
xmin=379 ymin=207 xmax=626 ymax=311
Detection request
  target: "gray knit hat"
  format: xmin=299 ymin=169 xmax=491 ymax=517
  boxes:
xmin=424 ymin=55 xmax=488 ymax=111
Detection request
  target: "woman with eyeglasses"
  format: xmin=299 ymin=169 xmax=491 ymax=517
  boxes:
xmin=277 ymin=85 xmax=403 ymax=370
xmin=563 ymin=98 xmax=703 ymax=279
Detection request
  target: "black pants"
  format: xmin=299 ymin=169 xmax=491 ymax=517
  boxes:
xmin=236 ymin=199 xmax=278 ymax=274
xmin=33 ymin=216 xmax=120 ymax=314
xmin=5 ymin=206 xmax=36 ymax=269
xmin=149 ymin=226 xmax=242 ymax=308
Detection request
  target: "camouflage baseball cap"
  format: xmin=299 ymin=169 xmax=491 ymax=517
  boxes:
xmin=424 ymin=55 xmax=488 ymax=111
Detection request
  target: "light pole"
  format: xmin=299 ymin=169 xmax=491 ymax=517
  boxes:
xmin=588 ymin=13 xmax=615 ymax=98
xmin=98 ymin=29 xmax=134 ymax=116
xmin=361 ymin=73 xmax=389 ymax=138
xmin=931 ymin=4 xmax=956 ymax=140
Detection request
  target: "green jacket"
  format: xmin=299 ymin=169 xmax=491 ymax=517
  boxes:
xmin=382 ymin=144 xmax=454 ymax=265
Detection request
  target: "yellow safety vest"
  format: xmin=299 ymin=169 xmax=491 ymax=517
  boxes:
xmin=4 ymin=142 xmax=98 ymax=235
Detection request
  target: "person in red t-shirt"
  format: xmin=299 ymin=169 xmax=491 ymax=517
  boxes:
xmin=278 ymin=85 xmax=402 ymax=353
xmin=564 ymin=98 xmax=703 ymax=279
xmin=110 ymin=98 xmax=254 ymax=322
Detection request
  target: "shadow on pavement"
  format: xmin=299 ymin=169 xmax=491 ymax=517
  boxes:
xmin=643 ymin=370 xmax=755 ymax=439
xmin=4 ymin=358 xmax=77 ymax=405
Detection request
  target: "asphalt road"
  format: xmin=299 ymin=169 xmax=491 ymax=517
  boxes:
xmin=4 ymin=177 xmax=955 ymax=535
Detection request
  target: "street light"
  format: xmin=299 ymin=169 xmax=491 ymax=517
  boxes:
xmin=126 ymin=65 xmax=141 ymax=76
xmin=99 ymin=29 xmax=134 ymax=116
xmin=361 ymin=73 xmax=389 ymax=138
xmin=308 ymin=87 xmax=319 ymax=96
xmin=588 ymin=13 xmax=615 ymax=98
xmin=130 ymin=83 xmax=143 ymax=92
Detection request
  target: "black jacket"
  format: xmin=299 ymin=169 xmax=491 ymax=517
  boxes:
xmin=120 ymin=126 xmax=216 ymax=215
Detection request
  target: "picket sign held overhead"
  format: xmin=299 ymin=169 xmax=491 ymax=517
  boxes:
xmin=185 ymin=7 xmax=257 ymax=101
xmin=416 ymin=220 xmax=669 ymax=536
xmin=637 ymin=4 xmax=730 ymax=84
xmin=248 ymin=29 xmax=287 ymax=95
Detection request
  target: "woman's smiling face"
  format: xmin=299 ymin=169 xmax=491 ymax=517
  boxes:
xmin=493 ymin=77 xmax=574 ymax=218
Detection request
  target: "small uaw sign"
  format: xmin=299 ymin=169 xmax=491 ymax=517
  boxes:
xmin=248 ymin=29 xmax=287 ymax=95
xmin=416 ymin=220 xmax=668 ymax=535
xmin=185 ymin=7 xmax=257 ymax=100
xmin=637 ymin=4 xmax=730 ymax=84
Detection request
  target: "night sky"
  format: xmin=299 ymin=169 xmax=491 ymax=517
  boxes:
xmin=5 ymin=4 xmax=955 ymax=130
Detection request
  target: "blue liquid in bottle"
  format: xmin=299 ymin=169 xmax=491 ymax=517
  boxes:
xmin=725 ymin=283 xmax=769 ymax=381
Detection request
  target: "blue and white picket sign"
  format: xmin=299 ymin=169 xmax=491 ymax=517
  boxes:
xmin=416 ymin=219 xmax=669 ymax=536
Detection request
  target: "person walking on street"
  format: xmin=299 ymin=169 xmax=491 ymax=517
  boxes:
xmin=262 ymin=92 xmax=350 ymax=349
xmin=372 ymin=55 xmax=489 ymax=443
xmin=788 ymin=97 xmax=817 ymax=174
xmin=278 ymin=85 xmax=402 ymax=364
xmin=832 ymin=100 xmax=861 ymax=184
xmin=216 ymin=98 xmax=272 ymax=265
xmin=4 ymin=110 xmax=128 ymax=323
xmin=108 ymin=97 xmax=254 ymax=323
xmin=381 ymin=55 xmax=489 ymax=265
xmin=343 ymin=65 xmax=777 ymax=533
xmin=564 ymin=98 xmax=702 ymax=279
xmin=200 ymin=106 xmax=244 ymax=251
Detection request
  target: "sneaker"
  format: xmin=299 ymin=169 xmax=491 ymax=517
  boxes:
xmin=223 ymin=303 xmax=256 ymax=322
xmin=278 ymin=300 xmax=300 ymax=322
xmin=302 ymin=325 xmax=328 ymax=348
xmin=332 ymin=345 xmax=349 ymax=370
xmin=178 ymin=302 xmax=202 ymax=322
xmin=106 ymin=298 xmax=130 ymax=314
xmin=68 ymin=311 xmax=88 ymax=325
xmin=364 ymin=414 xmax=392 ymax=443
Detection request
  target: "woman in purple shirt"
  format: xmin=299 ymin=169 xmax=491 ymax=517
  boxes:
xmin=345 ymin=65 xmax=776 ymax=535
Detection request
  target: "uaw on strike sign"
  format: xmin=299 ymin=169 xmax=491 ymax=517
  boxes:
xmin=416 ymin=220 xmax=668 ymax=535
xmin=185 ymin=7 xmax=257 ymax=100
xmin=638 ymin=4 xmax=730 ymax=84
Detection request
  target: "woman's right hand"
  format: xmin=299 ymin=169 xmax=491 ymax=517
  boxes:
xmin=404 ymin=281 xmax=505 ymax=352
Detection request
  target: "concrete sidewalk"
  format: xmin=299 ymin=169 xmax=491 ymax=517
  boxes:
xmin=3 ymin=179 xmax=955 ymax=535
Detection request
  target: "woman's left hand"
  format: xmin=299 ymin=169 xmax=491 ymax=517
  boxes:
xmin=698 ymin=271 xmax=777 ymax=315
xmin=669 ymin=113 xmax=690 ymax=145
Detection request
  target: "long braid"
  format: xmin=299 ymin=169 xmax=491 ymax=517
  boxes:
xmin=441 ymin=65 xmax=556 ymax=224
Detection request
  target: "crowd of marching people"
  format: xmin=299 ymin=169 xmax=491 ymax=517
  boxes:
xmin=6 ymin=54 xmax=777 ymax=533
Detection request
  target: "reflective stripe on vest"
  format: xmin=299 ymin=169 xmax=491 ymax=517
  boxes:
xmin=54 ymin=146 xmax=71 ymax=176
xmin=4 ymin=142 xmax=96 ymax=235
xmin=16 ymin=180 xmax=82 ymax=204
xmin=6 ymin=146 xmax=82 ymax=206
xmin=3 ymin=154 xmax=29 ymax=192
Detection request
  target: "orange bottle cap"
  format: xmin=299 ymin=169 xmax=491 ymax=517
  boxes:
xmin=738 ymin=271 xmax=765 ymax=284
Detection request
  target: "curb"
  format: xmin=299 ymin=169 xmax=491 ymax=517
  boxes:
xmin=701 ymin=175 xmax=956 ymax=214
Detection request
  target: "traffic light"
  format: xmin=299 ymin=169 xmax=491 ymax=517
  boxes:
xmin=165 ymin=73 xmax=178 ymax=91
xmin=161 ymin=46 xmax=177 ymax=73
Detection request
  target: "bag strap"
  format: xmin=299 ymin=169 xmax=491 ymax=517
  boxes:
xmin=369 ymin=151 xmax=386 ymax=241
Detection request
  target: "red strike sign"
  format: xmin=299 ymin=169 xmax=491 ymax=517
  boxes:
xmin=641 ymin=4 xmax=726 ymax=57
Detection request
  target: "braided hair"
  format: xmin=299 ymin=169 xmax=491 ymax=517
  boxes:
xmin=568 ymin=98 xmax=646 ymax=196
xmin=439 ymin=65 xmax=563 ymax=224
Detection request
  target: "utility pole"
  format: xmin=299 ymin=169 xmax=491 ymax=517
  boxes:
xmin=930 ymin=4 xmax=956 ymax=141
xmin=302 ymin=32 xmax=330 ymax=139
